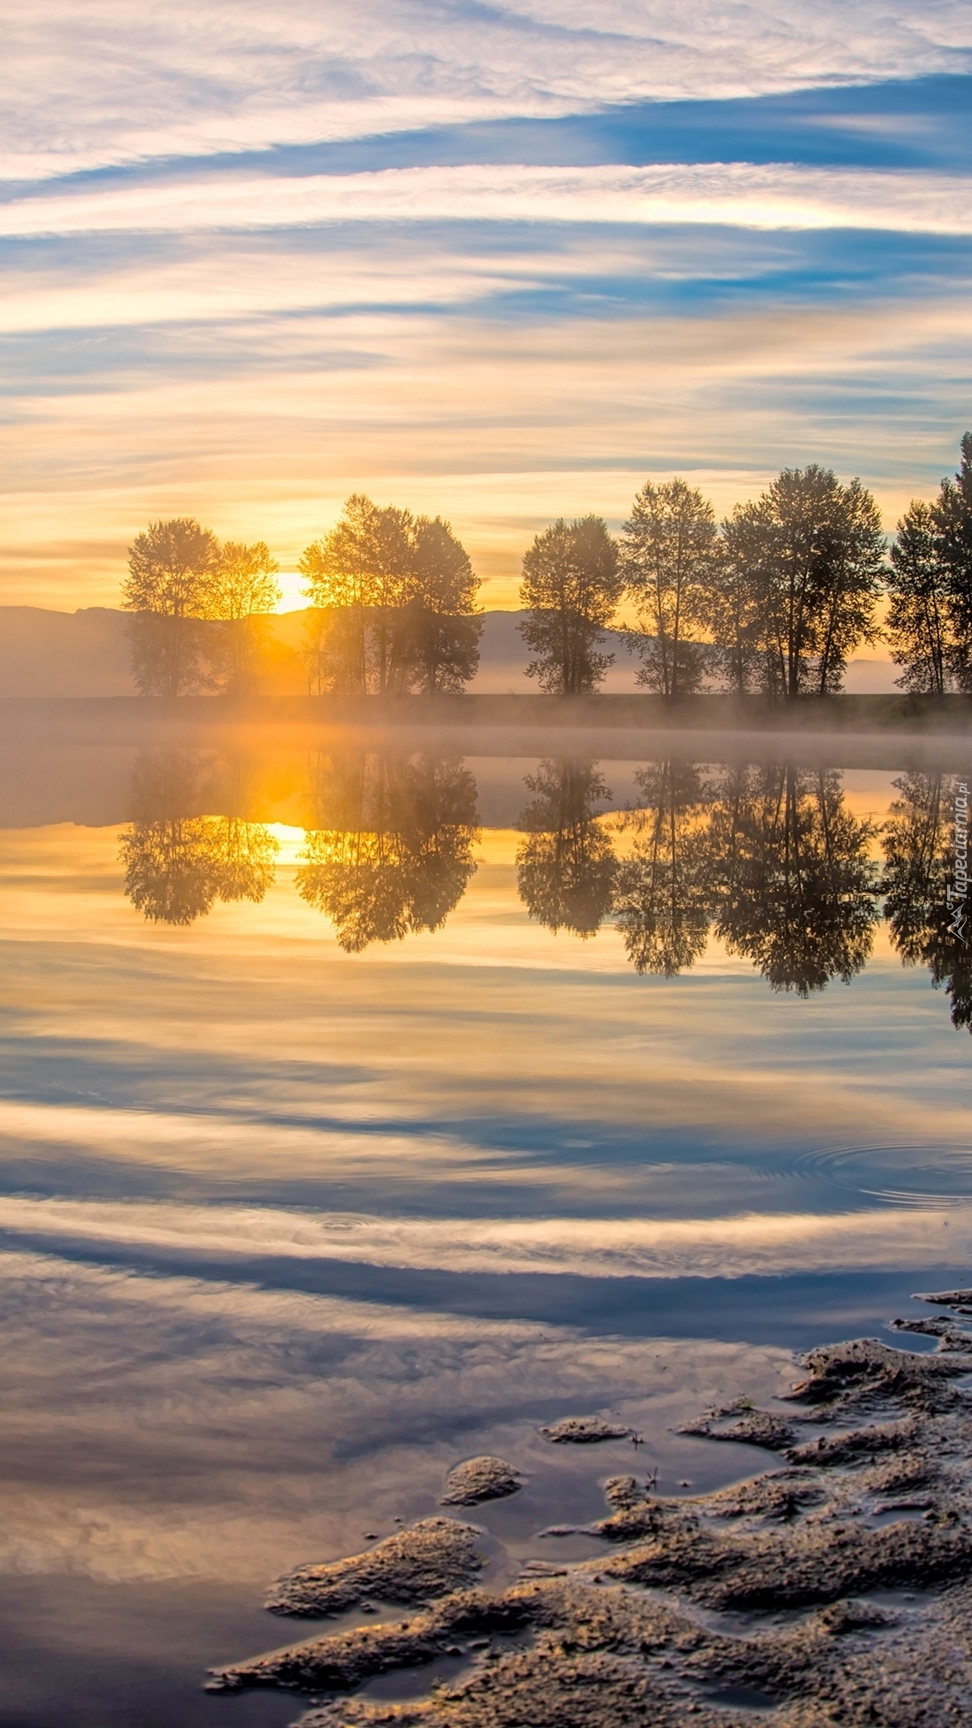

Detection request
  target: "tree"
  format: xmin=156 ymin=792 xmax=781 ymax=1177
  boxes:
xmin=713 ymin=764 xmax=880 ymax=994
xmin=211 ymin=540 xmax=281 ymax=696
xmin=706 ymin=506 xmax=773 ymax=695
xmin=813 ymin=478 xmax=886 ymax=694
xmin=405 ymin=515 xmax=482 ymax=694
xmin=122 ymin=518 xmax=220 ymax=698
xmin=885 ymin=501 xmax=951 ymax=695
xmin=518 ymin=517 xmax=622 ymax=696
xmin=882 ymin=772 xmax=972 ymax=1031
xmin=296 ymin=751 xmax=480 ymax=950
xmin=620 ymin=479 xmax=718 ymax=701
xmin=612 ymin=763 xmax=715 ymax=975
xmin=720 ymin=467 xmax=883 ymax=701
xmin=299 ymin=497 xmax=480 ymax=696
xmin=933 ymin=432 xmax=972 ymax=690
xmin=515 ymin=759 xmax=617 ymax=937
xmin=119 ymin=751 xmax=278 ymax=924
xmin=300 ymin=495 xmax=410 ymax=694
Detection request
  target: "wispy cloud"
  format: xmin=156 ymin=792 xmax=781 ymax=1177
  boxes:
xmin=5 ymin=1 xmax=972 ymax=180
xmin=5 ymin=162 xmax=972 ymax=238
xmin=4 ymin=10 xmax=972 ymax=606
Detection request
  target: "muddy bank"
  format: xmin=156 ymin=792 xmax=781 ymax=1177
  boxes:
xmin=208 ymin=1292 xmax=972 ymax=1725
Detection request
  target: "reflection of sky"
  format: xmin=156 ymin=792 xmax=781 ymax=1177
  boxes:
xmin=3 ymin=4 xmax=972 ymax=605
xmin=2 ymin=760 xmax=971 ymax=1300
xmin=4 ymin=739 xmax=972 ymax=1694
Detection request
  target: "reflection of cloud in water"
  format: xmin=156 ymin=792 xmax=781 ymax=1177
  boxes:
xmin=0 ymin=1249 xmax=787 ymax=1586
xmin=3 ymin=1193 xmax=970 ymax=1282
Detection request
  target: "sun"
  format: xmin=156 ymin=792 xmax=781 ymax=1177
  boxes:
xmin=274 ymin=570 xmax=308 ymax=613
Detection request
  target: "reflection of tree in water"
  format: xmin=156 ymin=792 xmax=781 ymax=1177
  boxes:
xmin=514 ymin=756 xmax=879 ymax=991
xmin=712 ymin=764 xmax=880 ymax=995
xmin=882 ymin=772 xmax=972 ymax=1030
xmin=296 ymin=752 xmax=479 ymax=952
xmin=516 ymin=759 xmax=616 ymax=938
xmin=120 ymin=751 xmax=278 ymax=925
xmin=613 ymin=763 xmax=715 ymax=975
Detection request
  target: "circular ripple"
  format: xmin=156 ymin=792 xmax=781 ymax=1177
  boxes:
xmin=789 ymin=1143 xmax=972 ymax=1210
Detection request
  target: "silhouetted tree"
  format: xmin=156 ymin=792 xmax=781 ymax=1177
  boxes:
xmin=299 ymin=497 xmax=480 ymax=696
xmin=119 ymin=751 xmax=278 ymax=924
xmin=516 ymin=759 xmax=617 ymax=936
xmin=933 ymin=433 xmax=972 ymax=691
xmin=718 ymin=468 xmax=884 ymax=700
xmin=713 ymin=764 xmax=880 ymax=993
xmin=122 ymin=519 xmax=221 ymax=698
xmin=882 ymin=772 xmax=972 ymax=1030
xmin=518 ymin=517 xmax=622 ymax=695
xmin=612 ymin=763 xmax=715 ymax=974
xmin=621 ymin=479 xmax=718 ymax=700
xmin=405 ymin=515 xmax=482 ymax=694
xmin=884 ymin=501 xmax=950 ymax=696
xmin=211 ymin=539 xmax=281 ymax=695
xmin=706 ymin=510 xmax=772 ymax=695
xmin=296 ymin=752 xmax=479 ymax=950
xmin=299 ymin=495 xmax=408 ymax=694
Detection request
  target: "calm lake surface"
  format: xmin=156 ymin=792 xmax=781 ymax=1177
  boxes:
xmin=2 ymin=724 xmax=971 ymax=1726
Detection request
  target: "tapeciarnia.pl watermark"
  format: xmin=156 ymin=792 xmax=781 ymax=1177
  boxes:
xmin=948 ymin=780 xmax=969 ymax=940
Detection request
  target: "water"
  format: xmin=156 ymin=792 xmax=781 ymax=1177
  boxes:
xmin=1 ymin=722 xmax=970 ymax=1724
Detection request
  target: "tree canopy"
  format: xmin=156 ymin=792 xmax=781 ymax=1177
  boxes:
xmin=621 ymin=478 xmax=718 ymax=701
xmin=519 ymin=516 xmax=622 ymax=696
xmin=299 ymin=496 xmax=481 ymax=695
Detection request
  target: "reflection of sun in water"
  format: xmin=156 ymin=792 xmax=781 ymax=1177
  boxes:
xmin=273 ymin=570 xmax=307 ymax=613
xmin=265 ymin=823 xmax=307 ymax=863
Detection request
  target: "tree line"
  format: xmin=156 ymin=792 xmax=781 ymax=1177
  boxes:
xmin=122 ymin=435 xmax=972 ymax=699
xmin=119 ymin=749 xmax=971 ymax=1027
xmin=122 ymin=496 xmax=480 ymax=698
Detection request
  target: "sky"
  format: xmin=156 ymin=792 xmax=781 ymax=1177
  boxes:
xmin=3 ymin=1 xmax=972 ymax=610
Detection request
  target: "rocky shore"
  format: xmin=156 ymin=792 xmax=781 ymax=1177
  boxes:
xmin=207 ymin=1288 xmax=972 ymax=1726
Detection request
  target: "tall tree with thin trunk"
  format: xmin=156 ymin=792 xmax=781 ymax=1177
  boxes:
xmin=405 ymin=516 xmax=482 ymax=694
xmin=933 ymin=432 xmax=972 ymax=691
xmin=122 ymin=518 xmax=220 ymax=698
xmin=620 ymin=479 xmax=717 ymax=701
xmin=708 ymin=504 xmax=775 ymax=695
xmin=721 ymin=466 xmax=883 ymax=701
xmin=885 ymin=500 xmax=950 ymax=695
xmin=518 ymin=516 xmax=621 ymax=696
xmin=300 ymin=497 xmax=479 ymax=696
xmin=211 ymin=540 xmax=281 ymax=695
xmin=812 ymin=477 xmax=885 ymax=695
xmin=299 ymin=495 xmax=413 ymax=695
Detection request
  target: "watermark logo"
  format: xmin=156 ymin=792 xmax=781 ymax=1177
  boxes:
xmin=948 ymin=780 xmax=969 ymax=939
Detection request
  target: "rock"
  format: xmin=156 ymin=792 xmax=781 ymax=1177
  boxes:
xmin=265 ymin=1519 xmax=484 ymax=1618
xmin=677 ymin=1401 xmax=794 ymax=1450
xmin=441 ymin=1457 xmax=523 ymax=1507
xmin=539 ymin=1416 xmax=632 ymax=1444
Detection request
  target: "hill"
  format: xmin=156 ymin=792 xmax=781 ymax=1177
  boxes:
xmin=0 ymin=606 xmax=900 ymax=697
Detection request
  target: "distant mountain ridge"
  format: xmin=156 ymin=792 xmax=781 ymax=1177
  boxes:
xmin=0 ymin=606 xmax=898 ymax=697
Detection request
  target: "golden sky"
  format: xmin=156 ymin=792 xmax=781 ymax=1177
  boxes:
xmin=2 ymin=2 xmax=972 ymax=609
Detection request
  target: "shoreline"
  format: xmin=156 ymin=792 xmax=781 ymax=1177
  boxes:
xmin=206 ymin=1289 xmax=972 ymax=1728
xmin=5 ymin=691 xmax=972 ymax=735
